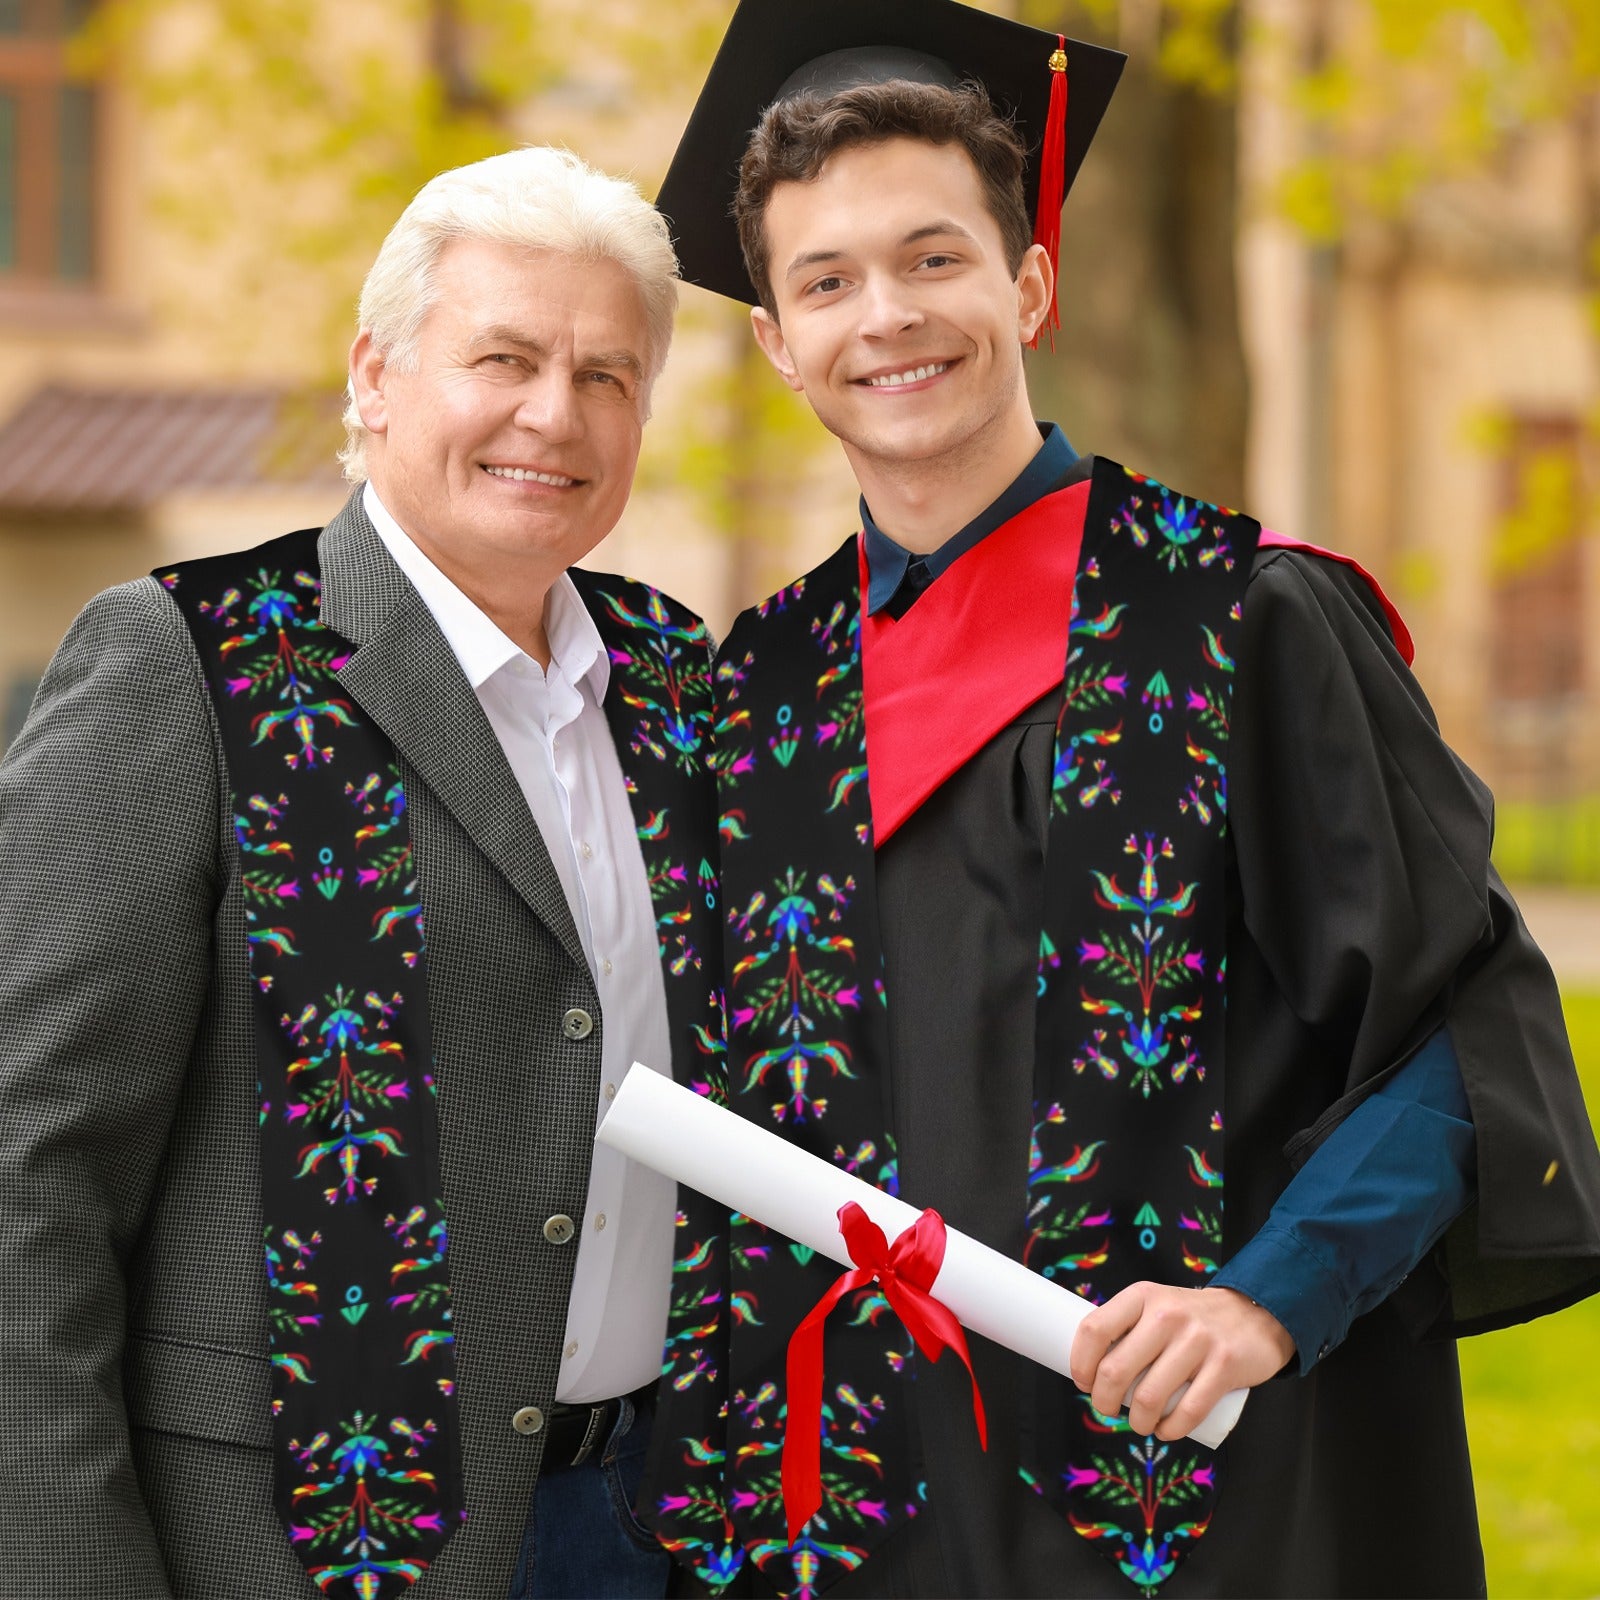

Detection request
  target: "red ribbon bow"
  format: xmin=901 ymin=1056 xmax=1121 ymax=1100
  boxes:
xmin=782 ymin=1202 xmax=988 ymax=1545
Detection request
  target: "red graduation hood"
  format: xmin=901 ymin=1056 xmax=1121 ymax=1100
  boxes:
xmin=1256 ymin=529 xmax=1415 ymax=666
xmin=859 ymin=490 xmax=1412 ymax=848
xmin=861 ymin=481 xmax=1088 ymax=847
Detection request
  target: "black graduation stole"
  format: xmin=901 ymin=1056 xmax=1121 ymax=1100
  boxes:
xmin=161 ymin=534 xmax=726 ymax=1600
xmin=697 ymin=459 xmax=1258 ymax=1598
xmin=163 ymin=529 xmax=462 ymax=1598
xmin=568 ymin=569 xmax=740 ymax=1589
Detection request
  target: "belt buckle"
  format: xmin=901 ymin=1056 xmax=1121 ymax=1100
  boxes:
xmin=568 ymin=1400 xmax=608 ymax=1468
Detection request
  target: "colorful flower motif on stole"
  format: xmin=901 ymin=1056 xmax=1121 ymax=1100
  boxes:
xmin=195 ymin=564 xmax=356 ymax=766
xmin=1062 ymin=1403 xmax=1216 ymax=1598
xmin=729 ymin=866 xmax=863 ymax=1125
xmin=282 ymin=1409 xmax=450 ymax=1592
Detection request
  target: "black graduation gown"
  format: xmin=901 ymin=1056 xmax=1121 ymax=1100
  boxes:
xmin=820 ymin=543 xmax=1600 ymax=1599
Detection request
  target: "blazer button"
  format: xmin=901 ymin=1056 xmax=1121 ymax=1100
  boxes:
xmin=544 ymin=1214 xmax=576 ymax=1245
xmin=512 ymin=1405 xmax=545 ymax=1436
xmin=561 ymin=1007 xmax=594 ymax=1041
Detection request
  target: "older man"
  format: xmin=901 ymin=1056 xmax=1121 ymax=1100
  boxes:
xmin=0 ymin=147 xmax=722 ymax=1599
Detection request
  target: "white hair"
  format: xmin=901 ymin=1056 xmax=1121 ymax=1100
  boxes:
xmin=339 ymin=145 xmax=679 ymax=482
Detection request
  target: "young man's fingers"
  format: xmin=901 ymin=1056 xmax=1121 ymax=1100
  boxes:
xmin=1124 ymin=1330 xmax=1207 ymax=1437
xmin=1087 ymin=1316 xmax=1171 ymax=1423
xmin=1152 ymin=1355 xmax=1232 ymax=1443
xmin=1069 ymin=1283 xmax=1147 ymax=1391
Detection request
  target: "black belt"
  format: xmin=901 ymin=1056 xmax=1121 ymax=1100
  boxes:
xmin=543 ymin=1382 xmax=655 ymax=1469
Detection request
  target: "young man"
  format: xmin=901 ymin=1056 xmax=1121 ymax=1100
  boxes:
xmin=638 ymin=3 xmax=1600 ymax=1596
xmin=0 ymin=148 xmax=722 ymax=1599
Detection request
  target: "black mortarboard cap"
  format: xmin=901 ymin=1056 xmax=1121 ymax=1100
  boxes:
xmin=658 ymin=0 xmax=1127 ymax=310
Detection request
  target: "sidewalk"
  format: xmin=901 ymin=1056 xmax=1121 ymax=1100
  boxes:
xmin=1506 ymin=884 xmax=1600 ymax=990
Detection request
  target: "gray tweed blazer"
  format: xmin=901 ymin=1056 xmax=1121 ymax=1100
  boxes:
xmin=0 ymin=494 xmax=637 ymax=1597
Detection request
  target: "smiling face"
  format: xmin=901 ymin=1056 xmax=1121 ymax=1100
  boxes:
xmin=352 ymin=236 xmax=652 ymax=593
xmin=750 ymin=136 xmax=1050 ymax=478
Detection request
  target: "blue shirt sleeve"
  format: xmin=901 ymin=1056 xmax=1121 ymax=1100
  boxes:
xmin=1211 ymin=1026 xmax=1476 ymax=1373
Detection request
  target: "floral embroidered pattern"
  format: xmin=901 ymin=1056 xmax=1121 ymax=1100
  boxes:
xmin=1076 ymin=834 xmax=1206 ymax=1102
xmin=730 ymin=868 xmax=863 ymax=1124
xmin=286 ymin=1410 xmax=450 ymax=1596
xmin=1028 ymin=465 xmax=1255 ymax=1589
xmin=1064 ymin=1399 xmax=1215 ymax=1597
xmin=163 ymin=532 xmax=459 ymax=1597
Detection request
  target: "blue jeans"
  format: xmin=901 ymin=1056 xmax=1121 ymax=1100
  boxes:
xmin=509 ymin=1396 xmax=671 ymax=1599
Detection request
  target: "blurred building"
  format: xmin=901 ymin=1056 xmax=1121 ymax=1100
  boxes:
xmin=0 ymin=0 xmax=349 ymax=742
xmin=0 ymin=0 xmax=853 ymax=750
xmin=1239 ymin=0 xmax=1600 ymax=816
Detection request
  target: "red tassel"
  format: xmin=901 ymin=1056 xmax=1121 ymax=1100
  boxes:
xmin=1029 ymin=37 xmax=1069 ymax=352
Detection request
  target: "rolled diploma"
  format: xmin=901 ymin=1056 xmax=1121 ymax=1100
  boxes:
xmin=598 ymin=1063 xmax=1245 ymax=1450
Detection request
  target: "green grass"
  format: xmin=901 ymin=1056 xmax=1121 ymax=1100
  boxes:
xmin=1459 ymin=990 xmax=1600 ymax=1597
xmin=1492 ymin=799 xmax=1600 ymax=888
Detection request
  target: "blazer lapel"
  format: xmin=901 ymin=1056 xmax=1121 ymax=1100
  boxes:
xmin=318 ymin=492 xmax=589 ymax=973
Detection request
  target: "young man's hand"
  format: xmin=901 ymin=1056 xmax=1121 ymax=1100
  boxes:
xmin=1068 ymin=1284 xmax=1296 ymax=1440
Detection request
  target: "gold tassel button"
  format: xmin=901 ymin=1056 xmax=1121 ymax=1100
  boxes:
xmin=1049 ymin=47 xmax=1069 ymax=72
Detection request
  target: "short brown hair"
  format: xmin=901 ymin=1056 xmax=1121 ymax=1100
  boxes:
xmin=734 ymin=79 xmax=1032 ymax=316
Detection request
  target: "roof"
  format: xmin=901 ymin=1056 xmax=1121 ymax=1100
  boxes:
xmin=0 ymin=385 xmax=347 ymax=514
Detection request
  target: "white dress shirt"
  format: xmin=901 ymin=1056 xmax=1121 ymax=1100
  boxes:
xmin=364 ymin=483 xmax=675 ymax=1404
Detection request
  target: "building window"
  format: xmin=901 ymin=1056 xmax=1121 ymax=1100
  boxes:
xmin=0 ymin=0 xmax=97 ymax=284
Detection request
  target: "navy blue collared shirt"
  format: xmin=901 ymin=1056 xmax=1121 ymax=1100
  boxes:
xmin=860 ymin=422 xmax=1477 ymax=1370
xmin=1212 ymin=1029 xmax=1474 ymax=1371
xmin=863 ymin=423 xmax=1079 ymax=617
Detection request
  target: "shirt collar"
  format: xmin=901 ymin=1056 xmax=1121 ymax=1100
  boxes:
xmin=861 ymin=422 xmax=1078 ymax=616
xmin=544 ymin=569 xmax=610 ymax=704
xmin=362 ymin=481 xmax=608 ymax=702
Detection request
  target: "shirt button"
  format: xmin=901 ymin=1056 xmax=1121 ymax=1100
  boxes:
xmin=561 ymin=1007 xmax=593 ymax=1041
xmin=543 ymin=1214 xmax=576 ymax=1245
xmin=580 ymin=841 xmax=594 ymax=859
xmin=564 ymin=1340 xmax=579 ymax=1360
xmin=603 ymin=1083 xmax=617 ymax=1102
xmin=512 ymin=1405 xmax=545 ymax=1435
xmin=601 ymin=958 xmax=613 ymax=976
xmin=594 ymin=1213 xmax=607 ymax=1232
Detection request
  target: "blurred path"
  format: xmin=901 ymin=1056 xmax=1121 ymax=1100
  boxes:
xmin=1506 ymin=884 xmax=1600 ymax=990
